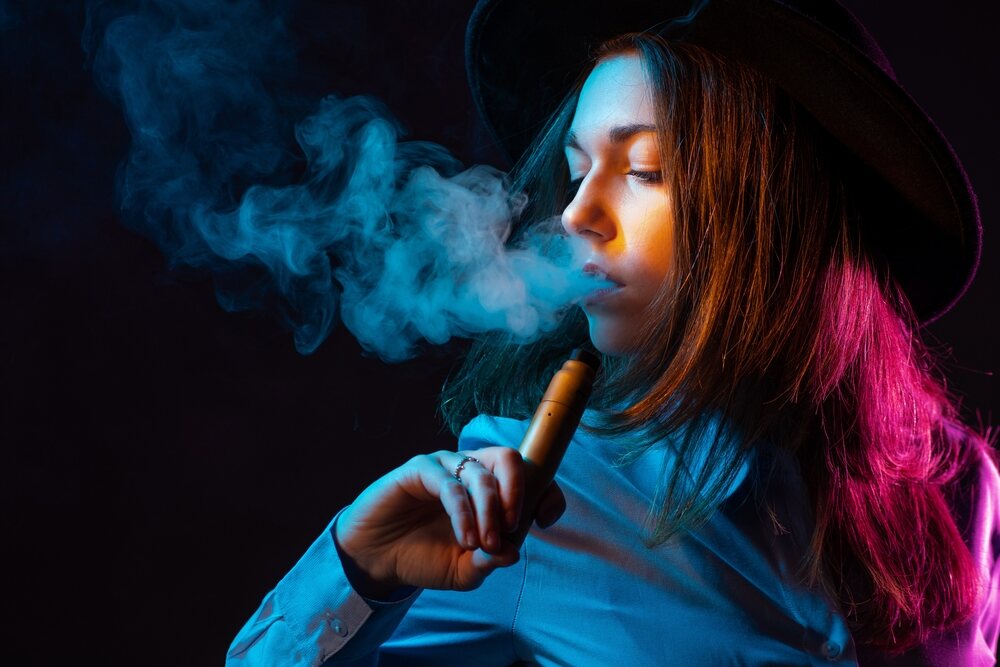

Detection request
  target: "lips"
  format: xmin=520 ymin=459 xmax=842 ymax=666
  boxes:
xmin=582 ymin=261 xmax=624 ymax=305
xmin=583 ymin=262 xmax=624 ymax=287
xmin=583 ymin=285 xmax=624 ymax=305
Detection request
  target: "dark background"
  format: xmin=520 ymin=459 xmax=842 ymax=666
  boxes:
xmin=3 ymin=1 xmax=996 ymax=664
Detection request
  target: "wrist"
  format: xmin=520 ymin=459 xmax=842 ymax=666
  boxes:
xmin=331 ymin=515 xmax=406 ymax=601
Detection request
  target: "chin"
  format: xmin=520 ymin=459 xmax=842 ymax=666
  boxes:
xmin=586 ymin=318 xmax=632 ymax=358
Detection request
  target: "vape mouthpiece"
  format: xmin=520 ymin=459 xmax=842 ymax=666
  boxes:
xmin=507 ymin=347 xmax=599 ymax=546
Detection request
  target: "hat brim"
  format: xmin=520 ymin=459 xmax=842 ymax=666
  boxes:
xmin=465 ymin=0 xmax=981 ymax=323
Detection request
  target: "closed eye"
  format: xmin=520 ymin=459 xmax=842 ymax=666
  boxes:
xmin=628 ymin=169 xmax=663 ymax=184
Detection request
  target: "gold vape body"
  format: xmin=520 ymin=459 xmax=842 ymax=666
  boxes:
xmin=508 ymin=348 xmax=598 ymax=546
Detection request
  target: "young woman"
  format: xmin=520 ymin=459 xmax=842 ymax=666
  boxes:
xmin=228 ymin=1 xmax=998 ymax=664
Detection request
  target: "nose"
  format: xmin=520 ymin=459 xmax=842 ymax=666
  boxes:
xmin=560 ymin=173 xmax=615 ymax=243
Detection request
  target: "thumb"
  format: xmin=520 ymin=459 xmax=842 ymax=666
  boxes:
xmin=462 ymin=542 xmax=521 ymax=587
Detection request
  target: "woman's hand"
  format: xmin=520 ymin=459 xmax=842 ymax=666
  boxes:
xmin=333 ymin=446 xmax=566 ymax=599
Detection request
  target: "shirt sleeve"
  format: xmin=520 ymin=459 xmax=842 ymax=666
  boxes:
xmin=226 ymin=416 xmax=529 ymax=666
xmin=225 ymin=508 xmax=421 ymax=667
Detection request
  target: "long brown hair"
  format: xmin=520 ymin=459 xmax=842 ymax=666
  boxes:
xmin=441 ymin=34 xmax=984 ymax=651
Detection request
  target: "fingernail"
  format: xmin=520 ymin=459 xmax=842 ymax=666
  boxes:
xmin=464 ymin=531 xmax=477 ymax=549
xmin=485 ymin=531 xmax=498 ymax=551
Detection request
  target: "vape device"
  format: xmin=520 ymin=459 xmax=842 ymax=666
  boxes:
xmin=508 ymin=347 xmax=599 ymax=546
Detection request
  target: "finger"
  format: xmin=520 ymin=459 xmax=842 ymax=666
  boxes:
xmin=467 ymin=542 xmax=521 ymax=581
xmin=409 ymin=454 xmax=479 ymax=550
xmin=481 ymin=447 xmax=525 ymax=532
xmin=534 ymin=481 xmax=567 ymax=529
xmin=452 ymin=457 xmax=504 ymax=553
xmin=449 ymin=542 xmax=522 ymax=592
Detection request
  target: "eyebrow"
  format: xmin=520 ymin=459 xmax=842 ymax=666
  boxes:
xmin=564 ymin=123 xmax=657 ymax=150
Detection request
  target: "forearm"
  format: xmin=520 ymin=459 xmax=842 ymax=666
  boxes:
xmin=226 ymin=510 xmax=420 ymax=666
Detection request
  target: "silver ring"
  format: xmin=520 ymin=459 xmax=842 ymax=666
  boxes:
xmin=453 ymin=455 xmax=479 ymax=482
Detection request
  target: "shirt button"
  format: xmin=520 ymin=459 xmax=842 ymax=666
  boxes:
xmin=328 ymin=616 xmax=348 ymax=637
xmin=821 ymin=640 xmax=841 ymax=660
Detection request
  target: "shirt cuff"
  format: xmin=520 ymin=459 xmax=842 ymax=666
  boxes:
xmin=273 ymin=508 xmax=421 ymax=665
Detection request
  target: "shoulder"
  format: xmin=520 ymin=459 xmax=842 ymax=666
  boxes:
xmin=940 ymin=421 xmax=999 ymax=551
xmin=941 ymin=421 xmax=1000 ymax=658
xmin=834 ymin=422 xmax=1000 ymax=664
xmin=456 ymin=414 xmax=529 ymax=451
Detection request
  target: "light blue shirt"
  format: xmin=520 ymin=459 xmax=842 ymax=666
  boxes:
xmin=227 ymin=415 xmax=1000 ymax=666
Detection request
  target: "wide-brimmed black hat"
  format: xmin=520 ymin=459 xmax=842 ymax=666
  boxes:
xmin=465 ymin=0 xmax=981 ymax=323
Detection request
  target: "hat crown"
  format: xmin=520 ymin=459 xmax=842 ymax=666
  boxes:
xmin=764 ymin=0 xmax=895 ymax=78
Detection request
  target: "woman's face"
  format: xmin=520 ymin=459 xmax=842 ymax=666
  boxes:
xmin=562 ymin=53 xmax=674 ymax=357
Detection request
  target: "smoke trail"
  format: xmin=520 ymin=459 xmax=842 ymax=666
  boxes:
xmin=84 ymin=0 xmax=605 ymax=360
